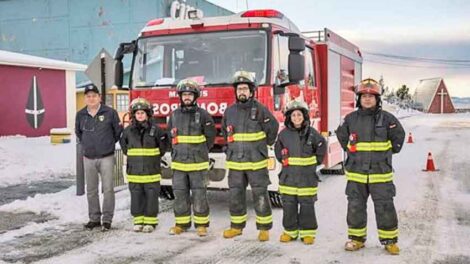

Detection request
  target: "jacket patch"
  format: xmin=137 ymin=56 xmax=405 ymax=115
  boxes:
xmin=98 ymin=115 xmax=105 ymax=122
xmin=389 ymin=123 xmax=397 ymax=129
xmin=263 ymin=118 xmax=270 ymax=123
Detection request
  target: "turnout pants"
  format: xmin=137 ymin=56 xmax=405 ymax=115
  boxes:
xmin=129 ymin=182 xmax=160 ymax=226
xmin=84 ymin=155 xmax=115 ymax=224
xmin=172 ymin=170 xmax=210 ymax=228
xmin=228 ymin=168 xmax=272 ymax=230
xmin=346 ymin=181 xmax=398 ymax=245
xmin=281 ymin=193 xmax=318 ymax=239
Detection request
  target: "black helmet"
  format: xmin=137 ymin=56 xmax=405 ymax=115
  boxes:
xmin=284 ymin=100 xmax=309 ymax=127
xmin=130 ymin=97 xmax=153 ymax=117
xmin=176 ymin=79 xmax=201 ymax=99
xmin=232 ymin=70 xmax=257 ymax=92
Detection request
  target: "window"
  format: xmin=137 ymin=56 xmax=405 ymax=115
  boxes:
xmin=132 ymin=30 xmax=268 ymax=88
xmin=272 ymin=34 xmax=290 ymax=85
xmin=116 ymin=94 xmax=129 ymax=112
xmin=305 ymin=47 xmax=315 ymax=87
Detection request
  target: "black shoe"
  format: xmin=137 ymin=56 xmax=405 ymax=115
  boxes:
xmin=102 ymin=222 xmax=112 ymax=232
xmin=84 ymin=221 xmax=101 ymax=230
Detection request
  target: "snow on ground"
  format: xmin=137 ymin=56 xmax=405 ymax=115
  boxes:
xmin=0 ymin=136 xmax=75 ymax=187
xmin=1 ymin=111 xmax=470 ymax=263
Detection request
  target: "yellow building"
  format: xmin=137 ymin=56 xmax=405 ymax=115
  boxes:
xmin=76 ymin=87 xmax=130 ymax=122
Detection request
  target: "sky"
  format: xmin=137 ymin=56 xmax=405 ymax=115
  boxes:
xmin=208 ymin=0 xmax=470 ymax=97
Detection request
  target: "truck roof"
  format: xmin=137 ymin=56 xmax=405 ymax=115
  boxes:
xmin=140 ymin=9 xmax=301 ymax=37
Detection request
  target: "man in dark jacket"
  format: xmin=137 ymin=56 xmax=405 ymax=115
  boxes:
xmin=336 ymin=78 xmax=405 ymax=255
xmin=275 ymin=100 xmax=326 ymax=245
xmin=75 ymin=84 xmax=122 ymax=231
xmin=120 ymin=98 xmax=168 ymax=233
xmin=167 ymin=79 xmax=216 ymax=237
xmin=222 ymin=71 xmax=279 ymax=242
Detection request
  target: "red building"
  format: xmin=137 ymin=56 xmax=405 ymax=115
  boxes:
xmin=413 ymin=78 xmax=455 ymax=113
xmin=0 ymin=50 xmax=86 ymax=137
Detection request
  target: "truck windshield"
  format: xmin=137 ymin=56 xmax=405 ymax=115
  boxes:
xmin=132 ymin=30 xmax=267 ymax=88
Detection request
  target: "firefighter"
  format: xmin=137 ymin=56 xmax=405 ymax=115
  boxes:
xmin=274 ymin=101 xmax=326 ymax=245
xmin=222 ymin=71 xmax=279 ymax=241
xmin=120 ymin=98 xmax=169 ymax=233
xmin=336 ymin=78 xmax=405 ymax=255
xmin=167 ymin=79 xmax=216 ymax=237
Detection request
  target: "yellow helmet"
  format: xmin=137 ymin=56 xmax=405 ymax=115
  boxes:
xmin=355 ymin=78 xmax=382 ymax=95
xmin=130 ymin=97 xmax=153 ymax=116
xmin=232 ymin=70 xmax=257 ymax=88
xmin=176 ymin=79 xmax=201 ymax=99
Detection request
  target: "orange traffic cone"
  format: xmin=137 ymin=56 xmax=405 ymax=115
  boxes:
xmin=407 ymin=132 xmax=414 ymax=143
xmin=423 ymin=152 xmax=439 ymax=172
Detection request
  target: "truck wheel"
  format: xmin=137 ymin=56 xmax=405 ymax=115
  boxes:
xmin=320 ymin=162 xmax=345 ymax=175
xmin=160 ymin=185 xmax=175 ymax=200
xmin=268 ymin=191 xmax=283 ymax=208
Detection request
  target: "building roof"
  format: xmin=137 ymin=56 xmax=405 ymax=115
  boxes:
xmin=413 ymin=77 xmax=443 ymax=111
xmin=0 ymin=50 xmax=86 ymax=71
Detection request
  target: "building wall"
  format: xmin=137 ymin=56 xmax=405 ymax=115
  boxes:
xmin=427 ymin=81 xmax=455 ymax=113
xmin=0 ymin=65 xmax=67 ymax=136
xmin=0 ymin=0 xmax=232 ymax=83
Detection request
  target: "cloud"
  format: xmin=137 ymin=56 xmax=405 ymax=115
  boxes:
xmin=339 ymin=29 xmax=470 ymax=97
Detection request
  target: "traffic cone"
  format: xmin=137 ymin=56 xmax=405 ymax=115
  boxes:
xmin=423 ymin=152 xmax=439 ymax=172
xmin=407 ymin=132 xmax=414 ymax=143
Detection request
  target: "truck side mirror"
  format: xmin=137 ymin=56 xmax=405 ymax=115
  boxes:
xmin=287 ymin=36 xmax=305 ymax=83
xmin=114 ymin=41 xmax=136 ymax=89
xmin=288 ymin=53 xmax=304 ymax=83
xmin=288 ymin=36 xmax=305 ymax=52
xmin=114 ymin=61 xmax=124 ymax=88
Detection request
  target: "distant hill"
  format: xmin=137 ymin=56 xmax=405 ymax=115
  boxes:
xmin=452 ymin=97 xmax=470 ymax=109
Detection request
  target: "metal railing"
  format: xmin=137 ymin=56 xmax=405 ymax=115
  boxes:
xmin=302 ymin=30 xmax=326 ymax=42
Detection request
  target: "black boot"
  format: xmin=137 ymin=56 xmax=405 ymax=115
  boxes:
xmin=84 ymin=221 xmax=101 ymax=230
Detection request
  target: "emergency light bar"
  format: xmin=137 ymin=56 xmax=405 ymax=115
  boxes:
xmin=241 ymin=9 xmax=284 ymax=18
xmin=146 ymin=18 xmax=164 ymax=26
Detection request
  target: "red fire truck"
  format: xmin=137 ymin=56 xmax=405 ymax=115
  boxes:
xmin=114 ymin=9 xmax=362 ymax=206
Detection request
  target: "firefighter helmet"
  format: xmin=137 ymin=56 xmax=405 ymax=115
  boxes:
xmin=284 ymin=100 xmax=310 ymax=127
xmin=176 ymin=79 xmax=201 ymax=99
xmin=232 ymin=70 xmax=257 ymax=91
xmin=355 ymin=78 xmax=382 ymax=95
xmin=130 ymin=97 xmax=153 ymax=116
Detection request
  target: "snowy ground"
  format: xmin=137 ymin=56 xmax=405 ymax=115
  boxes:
xmin=1 ymin=112 xmax=470 ymax=264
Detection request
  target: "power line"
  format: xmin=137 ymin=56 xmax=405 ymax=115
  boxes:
xmin=364 ymin=51 xmax=470 ymax=66
xmin=364 ymin=58 xmax=470 ymax=69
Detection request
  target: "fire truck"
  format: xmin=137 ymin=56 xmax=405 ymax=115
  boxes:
xmin=114 ymin=9 xmax=362 ymax=206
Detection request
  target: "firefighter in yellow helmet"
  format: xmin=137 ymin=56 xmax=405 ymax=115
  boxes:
xmin=167 ymin=79 xmax=216 ymax=237
xmin=335 ymin=78 xmax=405 ymax=254
xmin=120 ymin=98 xmax=169 ymax=233
xmin=222 ymin=71 xmax=279 ymax=241
xmin=275 ymin=100 xmax=326 ymax=245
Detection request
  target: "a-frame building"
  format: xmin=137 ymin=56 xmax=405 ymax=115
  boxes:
xmin=413 ymin=78 xmax=455 ymax=113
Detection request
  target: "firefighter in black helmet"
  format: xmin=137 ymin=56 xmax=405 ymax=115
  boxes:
xmin=275 ymin=100 xmax=326 ymax=245
xmin=222 ymin=71 xmax=279 ymax=241
xmin=167 ymin=79 xmax=216 ymax=237
xmin=120 ymin=98 xmax=169 ymax=233
xmin=336 ymin=78 xmax=405 ymax=255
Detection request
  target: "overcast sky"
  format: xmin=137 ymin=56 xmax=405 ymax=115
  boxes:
xmin=208 ymin=0 xmax=470 ymax=97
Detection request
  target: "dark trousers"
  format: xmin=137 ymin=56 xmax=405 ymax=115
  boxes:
xmin=173 ymin=170 xmax=210 ymax=228
xmin=129 ymin=182 xmax=160 ymax=226
xmin=228 ymin=168 xmax=272 ymax=230
xmin=282 ymin=194 xmax=318 ymax=238
xmin=346 ymin=181 xmax=398 ymax=245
